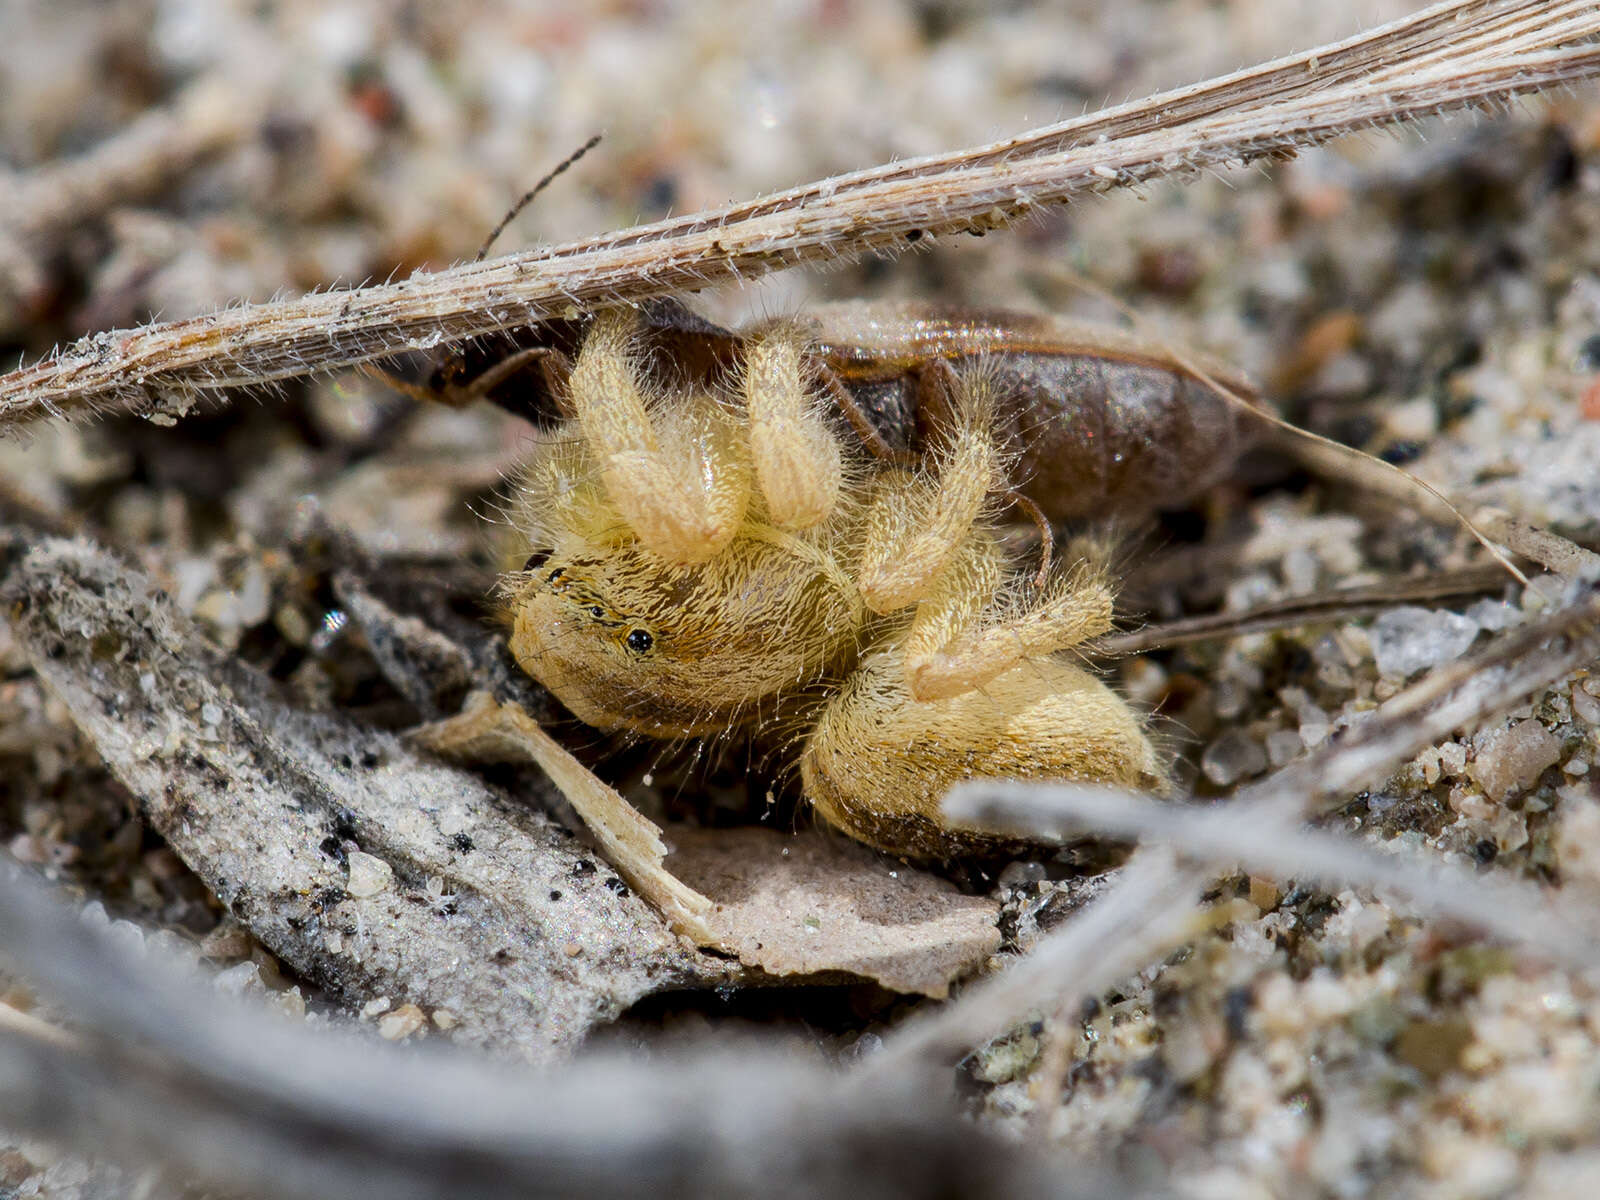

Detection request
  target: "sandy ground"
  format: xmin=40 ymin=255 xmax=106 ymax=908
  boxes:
xmin=4 ymin=2 xmax=1600 ymax=1196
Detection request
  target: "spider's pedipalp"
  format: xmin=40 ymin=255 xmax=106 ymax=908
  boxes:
xmin=569 ymin=309 xmax=749 ymax=563
xmin=743 ymin=328 xmax=842 ymax=530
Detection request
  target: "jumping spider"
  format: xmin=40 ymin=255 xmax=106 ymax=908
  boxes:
xmin=404 ymin=299 xmax=1258 ymax=938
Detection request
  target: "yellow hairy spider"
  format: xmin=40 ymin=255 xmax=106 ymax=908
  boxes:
xmin=408 ymin=300 xmax=1258 ymax=937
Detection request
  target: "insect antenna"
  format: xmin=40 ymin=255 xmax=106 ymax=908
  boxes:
xmin=475 ymin=134 xmax=603 ymax=263
xmin=359 ymin=139 xmax=606 ymax=415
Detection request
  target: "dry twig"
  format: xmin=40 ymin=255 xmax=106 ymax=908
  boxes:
xmin=947 ymin=780 xmax=1599 ymax=969
xmin=0 ymin=863 xmax=1068 ymax=1200
xmin=1100 ymin=566 xmax=1512 ymax=654
xmin=0 ymin=0 xmax=1596 ymax=429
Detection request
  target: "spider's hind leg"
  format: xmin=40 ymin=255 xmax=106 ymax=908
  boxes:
xmin=902 ymin=544 xmax=1118 ymax=702
xmin=808 ymin=471 xmax=1156 ymax=857
xmin=798 ymin=634 xmax=1162 ymax=859
xmin=800 ymin=595 xmax=1164 ymax=864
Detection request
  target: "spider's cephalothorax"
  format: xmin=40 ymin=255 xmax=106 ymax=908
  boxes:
xmin=499 ymin=310 xmax=1162 ymax=857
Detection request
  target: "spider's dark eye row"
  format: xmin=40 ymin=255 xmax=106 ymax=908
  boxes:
xmin=521 ymin=548 xmax=552 ymax=574
xmin=625 ymin=628 xmax=654 ymax=654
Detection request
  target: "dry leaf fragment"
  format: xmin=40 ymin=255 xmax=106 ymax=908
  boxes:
xmin=669 ymin=827 xmax=1001 ymax=998
xmin=1 ymin=534 xmax=726 ymax=1062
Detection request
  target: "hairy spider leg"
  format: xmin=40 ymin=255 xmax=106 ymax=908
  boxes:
xmin=853 ymin=367 xmax=999 ymax=615
xmin=901 ymin=538 xmax=1116 ymax=702
xmin=568 ymin=310 xmax=750 ymax=563
xmin=851 ymin=363 xmax=1118 ymax=701
xmin=741 ymin=328 xmax=842 ymax=529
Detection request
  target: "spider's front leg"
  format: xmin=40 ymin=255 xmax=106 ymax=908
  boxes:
xmin=853 ymin=365 xmax=1118 ymax=701
xmin=569 ymin=310 xmax=750 ymax=563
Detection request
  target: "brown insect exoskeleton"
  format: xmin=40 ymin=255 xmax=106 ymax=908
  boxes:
xmin=391 ymin=297 xmax=1261 ymax=937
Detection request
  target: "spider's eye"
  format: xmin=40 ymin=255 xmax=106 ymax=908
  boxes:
xmin=521 ymin=549 xmax=551 ymax=573
xmin=625 ymin=628 xmax=653 ymax=654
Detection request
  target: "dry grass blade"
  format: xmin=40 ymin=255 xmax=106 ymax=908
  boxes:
xmin=1101 ymin=569 xmax=1513 ymax=654
xmin=947 ymin=781 xmax=1599 ymax=970
xmin=1 ymin=0 xmax=1597 ymax=429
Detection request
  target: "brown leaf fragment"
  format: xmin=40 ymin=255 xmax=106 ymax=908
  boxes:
xmin=1 ymin=535 xmax=732 ymax=1063
xmin=668 ymin=827 xmax=1001 ymax=998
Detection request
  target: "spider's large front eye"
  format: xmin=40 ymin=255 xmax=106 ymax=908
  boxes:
xmin=520 ymin=548 xmax=551 ymax=573
xmin=625 ymin=628 xmax=653 ymax=654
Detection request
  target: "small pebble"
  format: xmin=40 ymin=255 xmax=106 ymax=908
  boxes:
xmin=1521 ymin=573 xmax=1570 ymax=613
xmin=213 ymin=962 xmax=262 ymax=998
xmin=1265 ymin=729 xmax=1305 ymax=768
xmin=1282 ymin=547 xmax=1319 ymax=595
xmin=1371 ymin=607 xmax=1480 ymax=680
xmin=845 ymin=1032 xmax=885 ymax=1062
xmin=1293 ymin=703 xmax=1330 ymax=749
xmin=1212 ymin=679 xmax=1250 ymax=721
xmin=1201 ymin=730 xmax=1269 ymax=787
xmin=275 ymin=604 xmax=312 ymax=647
xmin=1415 ymin=748 xmax=1442 ymax=786
xmin=346 ymin=850 xmax=393 ymax=898
xmin=1469 ymin=719 xmax=1562 ymax=802
xmin=998 ymin=860 xmax=1047 ymax=889
xmin=1248 ymin=877 xmax=1280 ymax=911
xmin=199 ymin=923 xmax=253 ymax=961
xmin=1466 ymin=598 xmax=1521 ymax=632
xmin=1572 ymin=685 xmax=1600 ymax=727
xmin=1383 ymin=394 xmax=1439 ymax=441
xmin=378 ymin=1003 xmax=427 ymax=1041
